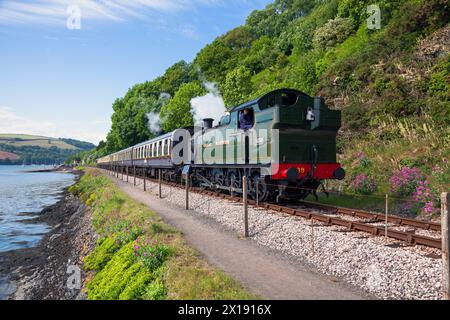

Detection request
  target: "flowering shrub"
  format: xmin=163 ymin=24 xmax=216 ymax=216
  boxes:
xmin=412 ymin=180 xmax=438 ymax=215
xmin=350 ymin=173 xmax=377 ymax=195
xmin=431 ymin=165 xmax=447 ymax=185
xmin=390 ymin=167 xmax=424 ymax=196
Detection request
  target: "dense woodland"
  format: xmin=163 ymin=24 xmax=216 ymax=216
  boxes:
xmin=86 ymin=0 xmax=449 ymax=197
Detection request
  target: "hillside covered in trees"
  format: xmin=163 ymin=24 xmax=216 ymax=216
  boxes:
xmin=0 ymin=134 xmax=96 ymax=165
xmin=92 ymin=0 xmax=449 ymax=196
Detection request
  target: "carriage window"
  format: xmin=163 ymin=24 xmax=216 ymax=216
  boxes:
xmin=158 ymin=141 xmax=162 ymax=156
xmin=281 ymin=92 xmax=297 ymax=106
xmin=165 ymin=139 xmax=169 ymax=155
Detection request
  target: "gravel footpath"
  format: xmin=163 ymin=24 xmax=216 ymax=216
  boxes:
xmin=119 ymin=173 xmax=442 ymax=300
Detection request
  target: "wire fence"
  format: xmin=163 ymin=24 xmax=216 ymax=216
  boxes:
xmin=105 ymin=167 xmax=444 ymax=218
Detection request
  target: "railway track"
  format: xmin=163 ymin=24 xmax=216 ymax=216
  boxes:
xmin=105 ymin=169 xmax=442 ymax=250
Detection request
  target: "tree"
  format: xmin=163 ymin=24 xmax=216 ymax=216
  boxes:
xmin=221 ymin=26 xmax=255 ymax=50
xmin=194 ymin=40 xmax=235 ymax=84
xmin=246 ymin=0 xmax=317 ymax=38
xmin=160 ymin=61 xmax=193 ymax=95
xmin=160 ymin=82 xmax=205 ymax=132
xmin=222 ymin=66 xmax=253 ymax=107
xmin=312 ymin=17 xmax=355 ymax=50
xmin=243 ymin=36 xmax=285 ymax=74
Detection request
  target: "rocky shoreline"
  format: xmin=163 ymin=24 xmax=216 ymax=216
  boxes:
xmin=0 ymin=173 xmax=97 ymax=300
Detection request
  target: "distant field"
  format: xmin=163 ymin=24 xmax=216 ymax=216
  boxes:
xmin=0 ymin=134 xmax=78 ymax=150
xmin=0 ymin=151 xmax=20 ymax=160
xmin=0 ymin=134 xmax=50 ymax=140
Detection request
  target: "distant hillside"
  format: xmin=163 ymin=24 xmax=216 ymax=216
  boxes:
xmin=0 ymin=134 xmax=96 ymax=165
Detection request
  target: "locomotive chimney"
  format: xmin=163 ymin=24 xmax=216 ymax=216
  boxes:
xmin=202 ymin=118 xmax=214 ymax=130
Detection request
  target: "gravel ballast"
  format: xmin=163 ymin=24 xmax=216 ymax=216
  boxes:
xmin=120 ymin=174 xmax=442 ymax=300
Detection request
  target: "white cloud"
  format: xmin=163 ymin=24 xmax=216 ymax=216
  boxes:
xmin=181 ymin=24 xmax=200 ymax=40
xmin=0 ymin=106 xmax=108 ymax=144
xmin=0 ymin=0 xmax=223 ymax=26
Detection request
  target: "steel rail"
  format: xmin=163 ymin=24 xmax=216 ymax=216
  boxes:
xmin=296 ymin=201 xmax=441 ymax=232
xmin=106 ymin=169 xmax=442 ymax=249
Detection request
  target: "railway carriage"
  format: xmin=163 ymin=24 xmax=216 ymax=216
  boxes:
xmin=97 ymin=89 xmax=345 ymax=202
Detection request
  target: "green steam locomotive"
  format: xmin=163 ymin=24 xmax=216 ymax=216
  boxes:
xmin=97 ymin=89 xmax=345 ymax=202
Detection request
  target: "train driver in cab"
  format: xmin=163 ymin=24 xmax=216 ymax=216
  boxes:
xmin=239 ymin=108 xmax=254 ymax=130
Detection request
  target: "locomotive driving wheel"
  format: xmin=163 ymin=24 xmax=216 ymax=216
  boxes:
xmin=248 ymin=173 xmax=269 ymax=202
xmin=229 ymin=171 xmax=241 ymax=197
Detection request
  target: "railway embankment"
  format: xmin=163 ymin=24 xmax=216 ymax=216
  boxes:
xmin=66 ymin=169 xmax=255 ymax=299
xmin=109 ymin=169 xmax=443 ymax=300
xmin=108 ymin=171 xmax=367 ymax=300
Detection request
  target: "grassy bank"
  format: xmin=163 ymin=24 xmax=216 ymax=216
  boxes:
xmin=69 ymin=168 xmax=256 ymax=300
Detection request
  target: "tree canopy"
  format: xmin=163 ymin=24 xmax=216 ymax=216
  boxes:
xmin=87 ymin=0 xmax=448 ymax=172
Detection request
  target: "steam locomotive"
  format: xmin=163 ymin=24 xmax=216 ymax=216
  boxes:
xmin=97 ymin=89 xmax=345 ymax=202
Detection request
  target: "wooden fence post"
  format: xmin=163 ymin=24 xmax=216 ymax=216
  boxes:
xmin=243 ymin=175 xmax=249 ymax=238
xmin=442 ymin=192 xmax=450 ymax=300
xmin=133 ymin=166 xmax=136 ymax=186
xmin=185 ymin=174 xmax=189 ymax=210
xmin=385 ymin=194 xmax=389 ymax=237
xmin=158 ymin=169 xmax=162 ymax=199
xmin=256 ymin=180 xmax=259 ymax=207
xmin=143 ymin=170 xmax=146 ymax=191
xmin=126 ymin=167 xmax=129 ymax=182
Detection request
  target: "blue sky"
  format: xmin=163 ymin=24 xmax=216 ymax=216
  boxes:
xmin=0 ymin=0 xmax=272 ymax=144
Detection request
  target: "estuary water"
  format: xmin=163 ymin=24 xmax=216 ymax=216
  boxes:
xmin=0 ymin=165 xmax=75 ymax=253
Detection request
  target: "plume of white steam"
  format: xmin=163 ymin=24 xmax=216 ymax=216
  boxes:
xmin=145 ymin=93 xmax=170 ymax=135
xmin=159 ymin=92 xmax=171 ymax=102
xmin=146 ymin=111 xmax=161 ymax=134
xmin=190 ymin=82 xmax=227 ymax=127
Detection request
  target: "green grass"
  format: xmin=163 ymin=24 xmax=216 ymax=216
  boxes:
xmin=0 ymin=133 xmax=50 ymax=140
xmin=70 ymin=169 xmax=257 ymax=300
xmin=0 ymin=138 xmax=78 ymax=150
